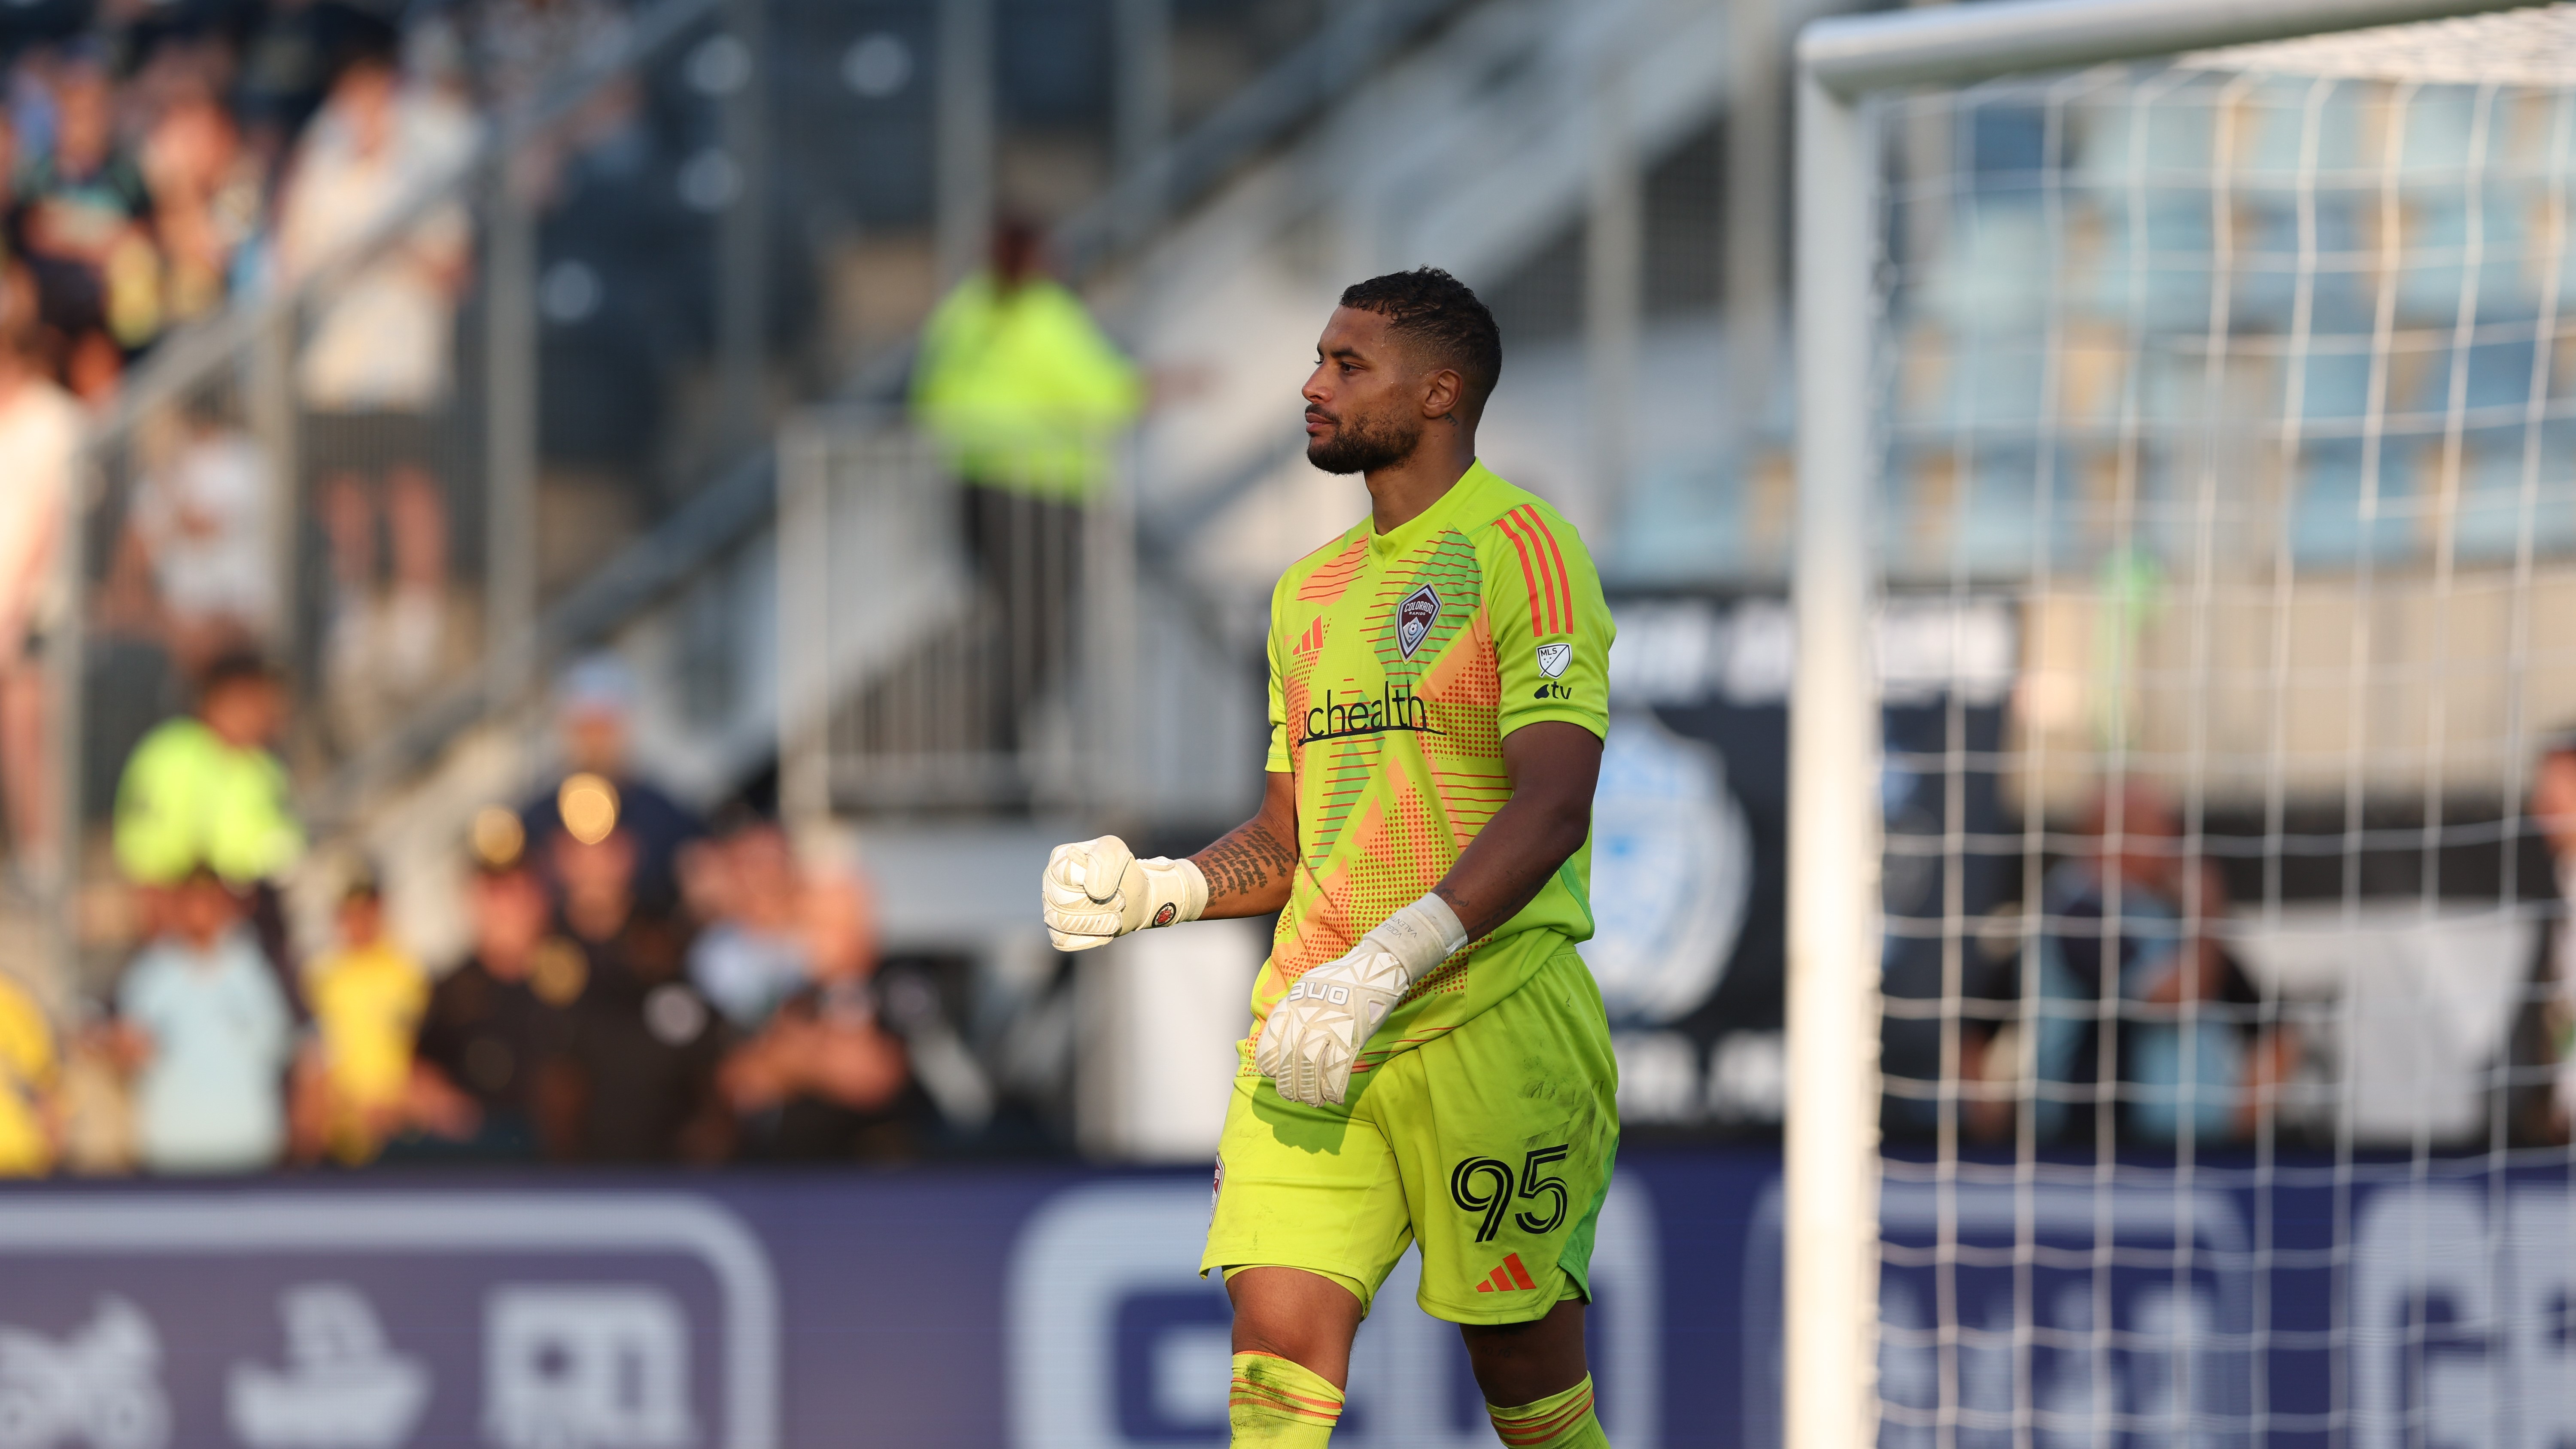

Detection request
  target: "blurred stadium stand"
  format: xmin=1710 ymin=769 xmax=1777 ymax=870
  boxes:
xmin=57 ymin=0 xmax=2561 ymax=1164
xmin=15 ymin=0 xmax=1814 ymax=1166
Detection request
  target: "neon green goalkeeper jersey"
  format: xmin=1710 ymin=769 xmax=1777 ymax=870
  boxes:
xmin=1247 ymin=460 xmax=1614 ymax=1075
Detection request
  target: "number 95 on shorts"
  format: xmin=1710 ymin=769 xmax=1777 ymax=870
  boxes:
xmin=1200 ymin=945 xmax=1619 ymax=1325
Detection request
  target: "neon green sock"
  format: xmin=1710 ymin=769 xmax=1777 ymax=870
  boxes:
xmin=1487 ymin=1374 xmax=1610 ymax=1448
xmin=1229 ymin=1351 xmax=1343 ymax=1446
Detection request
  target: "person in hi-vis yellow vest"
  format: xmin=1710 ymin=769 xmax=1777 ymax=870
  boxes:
xmin=909 ymin=219 xmax=1144 ymax=755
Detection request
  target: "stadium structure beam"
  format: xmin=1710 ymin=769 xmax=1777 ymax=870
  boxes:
xmin=1783 ymin=4 xmax=2536 ymax=1449
xmin=1801 ymin=0 xmax=2540 ymax=95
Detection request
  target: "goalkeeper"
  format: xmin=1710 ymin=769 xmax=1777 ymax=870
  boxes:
xmin=1042 ymin=268 xmax=1616 ymax=1449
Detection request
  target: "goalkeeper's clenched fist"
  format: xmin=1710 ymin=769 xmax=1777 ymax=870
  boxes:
xmin=1040 ymin=834 xmax=1209 ymax=951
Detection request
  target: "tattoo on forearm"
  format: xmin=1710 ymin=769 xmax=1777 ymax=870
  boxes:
xmin=1195 ymin=823 xmax=1298 ymax=901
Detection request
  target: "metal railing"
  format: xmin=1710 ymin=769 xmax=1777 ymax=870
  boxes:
xmin=776 ymin=412 xmax=1139 ymax=818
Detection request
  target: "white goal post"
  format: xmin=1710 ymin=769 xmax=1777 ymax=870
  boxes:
xmin=1783 ymin=4 xmax=2542 ymax=1449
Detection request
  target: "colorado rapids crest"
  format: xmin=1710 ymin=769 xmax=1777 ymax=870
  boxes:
xmin=1395 ymin=584 xmax=1440 ymax=658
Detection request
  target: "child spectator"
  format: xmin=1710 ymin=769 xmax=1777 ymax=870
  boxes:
xmin=115 ymin=867 xmax=292 ymax=1173
xmin=0 ymin=969 xmax=58 ymax=1176
xmin=295 ymin=869 xmax=428 ymax=1165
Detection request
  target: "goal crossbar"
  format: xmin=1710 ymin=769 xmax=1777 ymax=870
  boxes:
xmin=1798 ymin=0 xmax=2540 ymax=96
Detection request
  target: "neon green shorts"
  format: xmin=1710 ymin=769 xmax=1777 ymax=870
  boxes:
xmin=1201 ymin=945 xmax=1619 ymax=1325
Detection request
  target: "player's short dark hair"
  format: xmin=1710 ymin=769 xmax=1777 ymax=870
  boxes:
xmin=1338 ymin=267 xmax=1503 ymax=422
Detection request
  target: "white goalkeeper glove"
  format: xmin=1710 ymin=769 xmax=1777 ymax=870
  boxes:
xmin=1041 ymin=834 xmax=1209 ymax=952
xmin=1255 ymin=893 xmax=1467 ymax=1107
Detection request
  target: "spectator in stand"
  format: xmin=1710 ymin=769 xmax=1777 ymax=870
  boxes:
xmin=116 ymin=389 xmax=277 ymax=678
xmin=410 ymin=811 xmax=567 ymax=1160
xmin=2023 ymin=780 xmax=2294 ymax=1147
xmin=113 ymin=650 xmax=304 ymax=984
xmin=113 ymin=865 xmax=293 ymax=1173
xmin=19 ymin=49 xmax=161 ymax=354
xmin=912 ymin=217 xmax=1145 ymax=496
xmin=722 ymin=843 xmax=916 ymax=1161
xmin=541 ymin=808 xmax=730 ymax=1163
xmin=140 ymin=89 xmax=261 ymax=327
xmin=235 ymin=0 xmax=357 ymax=145
xmin=2519 ymin=732 xmax=2576 ymax=1143
xmin=292 ymin=867 xmax=430 ymax=1166
xmin=685 ymin=816 xmax=811 ymax=1033
xmin=274 ymin=30 xmax=477 ymax=742
xmin=521 ymin=654 xmax=704 ymax=907
xmin=114 ymin=649 xmax=301 ymax=889
xmin=0 ymin=269 xmax=81 ymax=881
xmin=0 ymin=968 xmax=58 ymax=1176
xmin=910 ymin=217 xmax=1144 ymax=753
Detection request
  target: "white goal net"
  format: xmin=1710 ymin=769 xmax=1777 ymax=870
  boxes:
xmin=1826 ymin=5 xmax=2576 ymax=1447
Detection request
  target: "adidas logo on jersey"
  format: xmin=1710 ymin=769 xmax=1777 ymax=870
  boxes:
xmin=1473 ymin=1252 xmax=1540 ymax=1294
xmin=1294 ymin=617 xmax=1325 ymax=655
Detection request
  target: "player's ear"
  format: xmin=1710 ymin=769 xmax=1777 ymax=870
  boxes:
xmin=1422 ymin=365 xmax=1464 ymax=422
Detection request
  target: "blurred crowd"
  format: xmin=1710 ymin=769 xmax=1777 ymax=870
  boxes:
xmin=0 ymin=0 xmax=1121 ymax=1177
xmin=1929 ymin=758 xmax=2576 ymax=1153
xmin=0 ymin=0 xmax=641 ymax=870
xmin=0 ymin=649 xmax=937 ymax=1175
xmin=0 ymin=0 xmax=617 ymax=382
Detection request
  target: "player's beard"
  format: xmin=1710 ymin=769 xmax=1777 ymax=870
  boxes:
xmin=1305 ymin=406 xmax=1421 ymax=475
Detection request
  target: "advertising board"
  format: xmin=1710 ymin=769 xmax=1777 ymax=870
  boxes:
xmin=0 ymin=1154 xmax=2560 ymax=1446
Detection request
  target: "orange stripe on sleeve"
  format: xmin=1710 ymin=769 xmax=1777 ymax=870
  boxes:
xmin=1513 ymin=507 xmax=1566 ymax=633
xmin=1521 ymin=507 xmax=1577 ymax=634
xmin=1504 ymin=508 xmax=1566 ymax=632
xmin=1494 ymin=514 xmax=1548 ymax=636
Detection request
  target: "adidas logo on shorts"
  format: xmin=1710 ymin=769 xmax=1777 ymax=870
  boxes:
xmin=1474 ymin=1252 xmax=1540 ymax=1293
